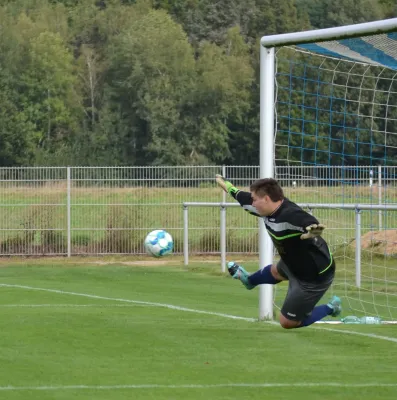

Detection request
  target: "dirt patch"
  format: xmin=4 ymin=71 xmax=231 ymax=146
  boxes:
xmin=0 ymin=256 xmax=175 ymax=267
xmin=351 ymin=230 xmax=397 ymax=256
xmin=0 ymin=255 xmax=228 ymax=267
xmin=88 ymin=260 xmax=171 ymax=266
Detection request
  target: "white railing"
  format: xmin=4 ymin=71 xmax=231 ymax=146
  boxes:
xmin=0 ymin=165 xmax=396 ymax=256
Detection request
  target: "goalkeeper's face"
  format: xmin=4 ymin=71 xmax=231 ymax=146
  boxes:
xmin=251 ymin=191 xmax=280 ymax=217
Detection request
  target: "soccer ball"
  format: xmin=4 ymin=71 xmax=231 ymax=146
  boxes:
xmin=144 ymin=230 xmax=173 ymax=257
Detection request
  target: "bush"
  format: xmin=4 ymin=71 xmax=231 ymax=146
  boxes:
xmin=100 ymin=206 xmax=146 ymax=253
xmin=0 ymin=205 xmax=66 ymax=255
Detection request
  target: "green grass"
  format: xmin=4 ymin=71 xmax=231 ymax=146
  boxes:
xmin=0 ymin=258 xmax=396 ymax=400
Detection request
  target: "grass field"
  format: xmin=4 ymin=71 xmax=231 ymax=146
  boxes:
xmin=0 ymin=257 xmax=396 ymax=400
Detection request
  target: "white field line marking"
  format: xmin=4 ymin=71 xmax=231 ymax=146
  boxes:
xmin=311 ymin=326 xmax=397 ymax=343
xmin=0 ymin=383 xmax=397 ymax=391
xmin=1 ymin=283 xmax=397 ymax=344
xmin=0 ymin=284 xmax=256 ymax=322
xmin=0 ymin=304 xmax=155 ymax=308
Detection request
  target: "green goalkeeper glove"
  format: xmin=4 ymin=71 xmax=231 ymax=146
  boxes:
xmin=300 ymin=224 xmax=326 ymax=240
xmin=215 ymin=174 xmax=239 ymax=195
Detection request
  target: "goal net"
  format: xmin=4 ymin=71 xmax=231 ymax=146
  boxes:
xmin=262 ymin=22 xmax=397 ymax=323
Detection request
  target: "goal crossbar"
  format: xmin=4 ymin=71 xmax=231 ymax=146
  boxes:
xmin=261 ymin=18 xmax=397 ymax=48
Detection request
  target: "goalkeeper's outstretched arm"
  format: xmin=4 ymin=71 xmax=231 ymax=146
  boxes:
xmin=215 ymin=175 xmax=260 ymax=217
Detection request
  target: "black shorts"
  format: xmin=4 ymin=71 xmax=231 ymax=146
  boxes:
xmin=277 ymin=260 xmax=335 ymax=321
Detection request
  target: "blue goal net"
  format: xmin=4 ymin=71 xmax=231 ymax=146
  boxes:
xmin=275 ymin=32 xmax=397 ymax=168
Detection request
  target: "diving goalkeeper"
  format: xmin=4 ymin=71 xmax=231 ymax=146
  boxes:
xmin=216 ymin=175 xmax=341 ymax=329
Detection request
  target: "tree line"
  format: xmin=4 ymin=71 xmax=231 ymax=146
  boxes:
xmin=0 ymin=0 xmax=395 ymax=167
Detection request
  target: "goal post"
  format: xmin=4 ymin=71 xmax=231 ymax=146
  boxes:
xmin=259 ymin=46 xmax=275 ymax=320
xmin=259 ymin=19 xmax=397 ymax=321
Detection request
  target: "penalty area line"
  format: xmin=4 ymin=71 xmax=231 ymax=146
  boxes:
xmin=1 ymin=283 xmax=397 ymax=344
xmin=0 ymin=304 xmax=156 ymax=308
xmin=0 ymin=283 xmax=256 ymax=322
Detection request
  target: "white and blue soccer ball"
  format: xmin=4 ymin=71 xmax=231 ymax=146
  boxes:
xmin=144 ymin=229 xmax=173 ymax=257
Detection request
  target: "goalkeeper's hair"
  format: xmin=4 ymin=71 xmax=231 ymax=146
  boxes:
xmin=250 ymin=178 xmax=284 ymax=202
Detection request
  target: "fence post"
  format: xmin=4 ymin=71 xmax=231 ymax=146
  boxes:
xmin=355 ymin=208 xmax=361 ymax=288
xmin=221 ymin=166 xmax=227 ymax=272
xmin=183 ymin=205 xmax=189 ymax=266
xmin=67 ymin=167 xmax=71 ymax=258
xmin=378 ymin=165 xmax=382 ymax=230
xmin=220 ymin=205 xmax=226 ymax=272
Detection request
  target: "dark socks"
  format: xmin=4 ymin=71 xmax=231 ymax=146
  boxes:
xmin=248 ymin=265 xmax=281 ymax=286
xmin=299 ymin=304 xmax=333 ymax=327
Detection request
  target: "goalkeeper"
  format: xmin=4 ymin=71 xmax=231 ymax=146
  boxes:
xmin=216 ymin=175 xmax=341 ymax=329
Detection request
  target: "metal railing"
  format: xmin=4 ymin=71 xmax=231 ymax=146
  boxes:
xmin=0 ymin=165 xmax=396 ymax=256
xmin=183 ymin=202 xmax=397 ymax=287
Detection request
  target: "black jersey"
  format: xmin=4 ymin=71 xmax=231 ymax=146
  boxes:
xmin=231 ymin=190 xmax=333 ymax=282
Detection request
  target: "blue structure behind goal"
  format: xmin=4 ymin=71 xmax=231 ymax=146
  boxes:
xmin=275 ymin=32 xmax=397 ymax=168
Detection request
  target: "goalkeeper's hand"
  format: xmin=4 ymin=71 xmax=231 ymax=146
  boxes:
xmin=215 ymin=174 xmax=238 ymax=195
xmin=300 ymin=224 xmax=326 ymax=240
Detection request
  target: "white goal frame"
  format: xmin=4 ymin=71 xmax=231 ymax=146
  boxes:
xmin=259 ymin=18 xmax=397 ymax=320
